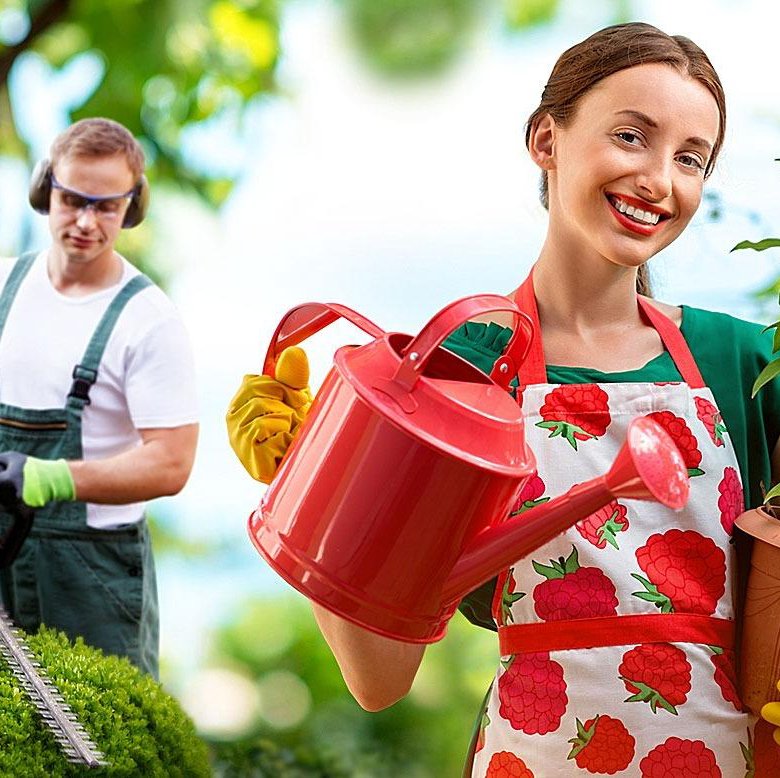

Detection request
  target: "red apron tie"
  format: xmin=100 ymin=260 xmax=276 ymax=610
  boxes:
xmin=498 ymin=613 xmax=735 ymax=655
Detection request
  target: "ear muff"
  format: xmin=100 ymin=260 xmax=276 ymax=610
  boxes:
xmin=121 ymin=174 xmax=149 ymax=229
xmin=28 ymin=159 xmax=149 ymax=228
xmin=29 ymin=159 xmax=53 ymax=214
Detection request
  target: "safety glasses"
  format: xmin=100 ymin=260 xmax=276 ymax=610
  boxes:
xmin=50 ymin=174 xmax=135 ymax=219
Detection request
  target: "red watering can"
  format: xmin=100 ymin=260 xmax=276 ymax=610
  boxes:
xmin=248 ymin=296 xmax=689 ymax=642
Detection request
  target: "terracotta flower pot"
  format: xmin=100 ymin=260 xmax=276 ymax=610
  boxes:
xmin=735 ymin=506 xmax=780 ymax=715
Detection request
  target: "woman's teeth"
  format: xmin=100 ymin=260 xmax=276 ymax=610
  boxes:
xmin=608 ymin=196 xmax=662 ymax=225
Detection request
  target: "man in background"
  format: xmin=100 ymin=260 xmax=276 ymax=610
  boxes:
xmin=0 ymin=118 xmax=198 ymax=677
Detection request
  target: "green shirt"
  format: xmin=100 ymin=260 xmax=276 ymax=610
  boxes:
xmin=444 ymin=305 xmax=780 ymax=631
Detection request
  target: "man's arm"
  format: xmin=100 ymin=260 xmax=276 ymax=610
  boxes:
xmin=69 ymin=424 xmax=199 ymax=504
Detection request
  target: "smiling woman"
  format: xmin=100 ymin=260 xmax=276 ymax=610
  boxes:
xmin=532 ymin=63 xmax=720 ymax=289
xmin=226 ymin=20 xmax=780 ymax=777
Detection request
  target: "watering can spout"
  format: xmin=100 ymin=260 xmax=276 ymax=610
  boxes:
xmin=441 ymin=417 xmax=689 ymax=604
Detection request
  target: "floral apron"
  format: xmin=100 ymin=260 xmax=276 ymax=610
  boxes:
xmin=470 ymin=274 xmax=756 ymax=778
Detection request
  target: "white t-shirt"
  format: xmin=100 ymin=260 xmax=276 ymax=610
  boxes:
xmin=0 ymin=251 xmax=199 ymax=529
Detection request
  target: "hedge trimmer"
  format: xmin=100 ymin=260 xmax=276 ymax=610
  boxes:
xmin=0 ymin=502 xmax=107 ymax=768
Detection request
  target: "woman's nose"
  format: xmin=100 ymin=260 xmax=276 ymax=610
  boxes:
xmin=635 ymin=156 xmax=673 ymax=202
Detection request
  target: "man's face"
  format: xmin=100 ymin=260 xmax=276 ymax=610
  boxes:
xmin=48 ymin=153 xmax=136 ymax=266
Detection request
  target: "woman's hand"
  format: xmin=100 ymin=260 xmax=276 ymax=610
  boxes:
xmin=761 ymin=680 xmax=780 ymax=745
xmin=226 ymin=347 xmax=312 ymax=483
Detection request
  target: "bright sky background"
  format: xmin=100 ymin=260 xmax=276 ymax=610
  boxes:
xmin=4 ymin=0 xmax=780 ymax=677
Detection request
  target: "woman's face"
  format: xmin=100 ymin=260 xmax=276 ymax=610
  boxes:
xmin=546 ymin=63 xmax=721 ymax=269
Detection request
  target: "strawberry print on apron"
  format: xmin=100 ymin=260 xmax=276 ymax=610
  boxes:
xmin=470 ymin=273 xmax=757 ymax=778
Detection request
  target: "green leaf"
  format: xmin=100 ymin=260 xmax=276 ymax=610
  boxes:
xmin=760 ymin=319 xmax=780 ymax=335
xmin=621 ymin=679 xmax=678 ymax=715
xmin=532 ymin=558 xmax=565 ymax=580
xmin=563 ymin=545 xmax=579 ymax=574
xmin=731 ymin=238 xmax=780 ymax=252
xmin=751 ymin=358 xmax=780 ymax=397
xmin=764 ymin=482 xmax=780 ymax=502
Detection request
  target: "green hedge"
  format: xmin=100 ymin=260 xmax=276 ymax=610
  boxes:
xmin=0 ymin=627 xmax=210 ymax=777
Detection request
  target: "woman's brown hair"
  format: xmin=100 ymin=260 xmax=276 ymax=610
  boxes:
xmin=525 ymin=22 xmax=726 ymax=296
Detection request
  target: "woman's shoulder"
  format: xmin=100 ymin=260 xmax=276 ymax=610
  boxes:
xmin=679 ymin=304 xmax=773 ymax=362
xmin=680 ymin=304 xmax=768 ymax=335
xmin=640 ymin=297 xmax=683 ymax=326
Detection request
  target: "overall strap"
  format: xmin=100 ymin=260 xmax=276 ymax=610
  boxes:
xmin=513 ymin=266 xmax=705 ymax=387
xmin=0 ymin=253 xmax=37 ymax=344
xmin=67 ymin=274 xmax=153 ymax=411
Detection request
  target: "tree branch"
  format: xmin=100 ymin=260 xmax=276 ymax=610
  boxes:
xmin=0 ymin=0 xmax=73 ymax=86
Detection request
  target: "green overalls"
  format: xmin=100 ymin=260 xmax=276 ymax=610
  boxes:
xmin=0 ymin=252 xmax=159 ymax=678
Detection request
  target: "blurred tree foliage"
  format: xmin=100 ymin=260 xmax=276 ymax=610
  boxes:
xmin=206 ymin=595 xmax=497 ymax=777
xmin=0 ymin=0 xmax=281 ymax=206
xmin=0 ymin=0 xmax=634 ymax=171
xmin=0 ymin=0 xmax=636 ymax=274
xmin=503 ymin=0 xmax=560 ymax=29
xmin=341 ymin=0 xmax=632 ymax=78
xmin=341 ymin=0 xmax=479 ymax=78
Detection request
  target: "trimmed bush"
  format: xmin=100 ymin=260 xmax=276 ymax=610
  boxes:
xmin=0 ymin=626 xmax=210 ymax=776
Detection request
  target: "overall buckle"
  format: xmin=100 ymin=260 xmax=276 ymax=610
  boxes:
xmin=68 ymin=365 xmax=98 ymax=405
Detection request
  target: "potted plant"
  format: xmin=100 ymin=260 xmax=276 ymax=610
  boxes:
xmin=731 ymin=203 xmax=780 ymax=715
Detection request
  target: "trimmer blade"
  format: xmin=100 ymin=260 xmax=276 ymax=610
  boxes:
xmin=0 ymin=608 xmax=108 ymax=768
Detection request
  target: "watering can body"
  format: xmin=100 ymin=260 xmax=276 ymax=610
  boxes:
xmin=248 ymin=297 xmax=689 ymax=643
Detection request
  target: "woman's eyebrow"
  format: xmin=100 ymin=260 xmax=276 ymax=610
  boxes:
xmin=613 ymin=109 xmax=713 ymax=152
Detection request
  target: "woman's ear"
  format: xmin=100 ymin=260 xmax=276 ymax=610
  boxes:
xmin=528 ymin=114 xmax=556 ymax=171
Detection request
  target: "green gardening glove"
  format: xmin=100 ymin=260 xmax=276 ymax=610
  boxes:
xmin=0 ymin=452 xmax=75 ymax=508
xmin=226 ymin=347 xmax=313 ymax=484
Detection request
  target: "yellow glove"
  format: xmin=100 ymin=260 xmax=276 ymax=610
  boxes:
xmin=761 ymin=680 xmax=780 ymax=746
xmin=226 ymin=347 xmax=313 ymax=484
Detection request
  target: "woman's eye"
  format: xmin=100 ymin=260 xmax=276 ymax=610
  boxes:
xmin=616 ymin=131 xmax=642 ymax=145
xmin=678 ymin=154 xmax=705 ymax=171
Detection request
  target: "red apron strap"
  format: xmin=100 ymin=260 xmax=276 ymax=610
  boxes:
xmin=490 ymin=570 xmax=510 ymax=626
xmin=513 ymin=267 xmax=705 ymax=389
xmin=512 ymin=271 xmax=548 ymax=385
xmin=498 ymin=613 xmax=735 ymax=655
xmin=637 ymin=297 xmax=705 ymax=388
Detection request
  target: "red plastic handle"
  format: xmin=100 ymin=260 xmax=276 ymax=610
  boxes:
xmin=392 ymin=294 xmax=535 ymax=392
xmin=263 ymin=302 xmax=385 ymax=378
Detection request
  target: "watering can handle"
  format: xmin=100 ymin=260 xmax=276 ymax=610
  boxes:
xmin=393 ymin=294 xmax=535 ymax=392
xmin=263 ymin=302 xmax=385 ymax=378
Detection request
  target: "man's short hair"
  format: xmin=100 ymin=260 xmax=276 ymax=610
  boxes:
xmin=50 ymin=118 xmax=145 ymax=181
